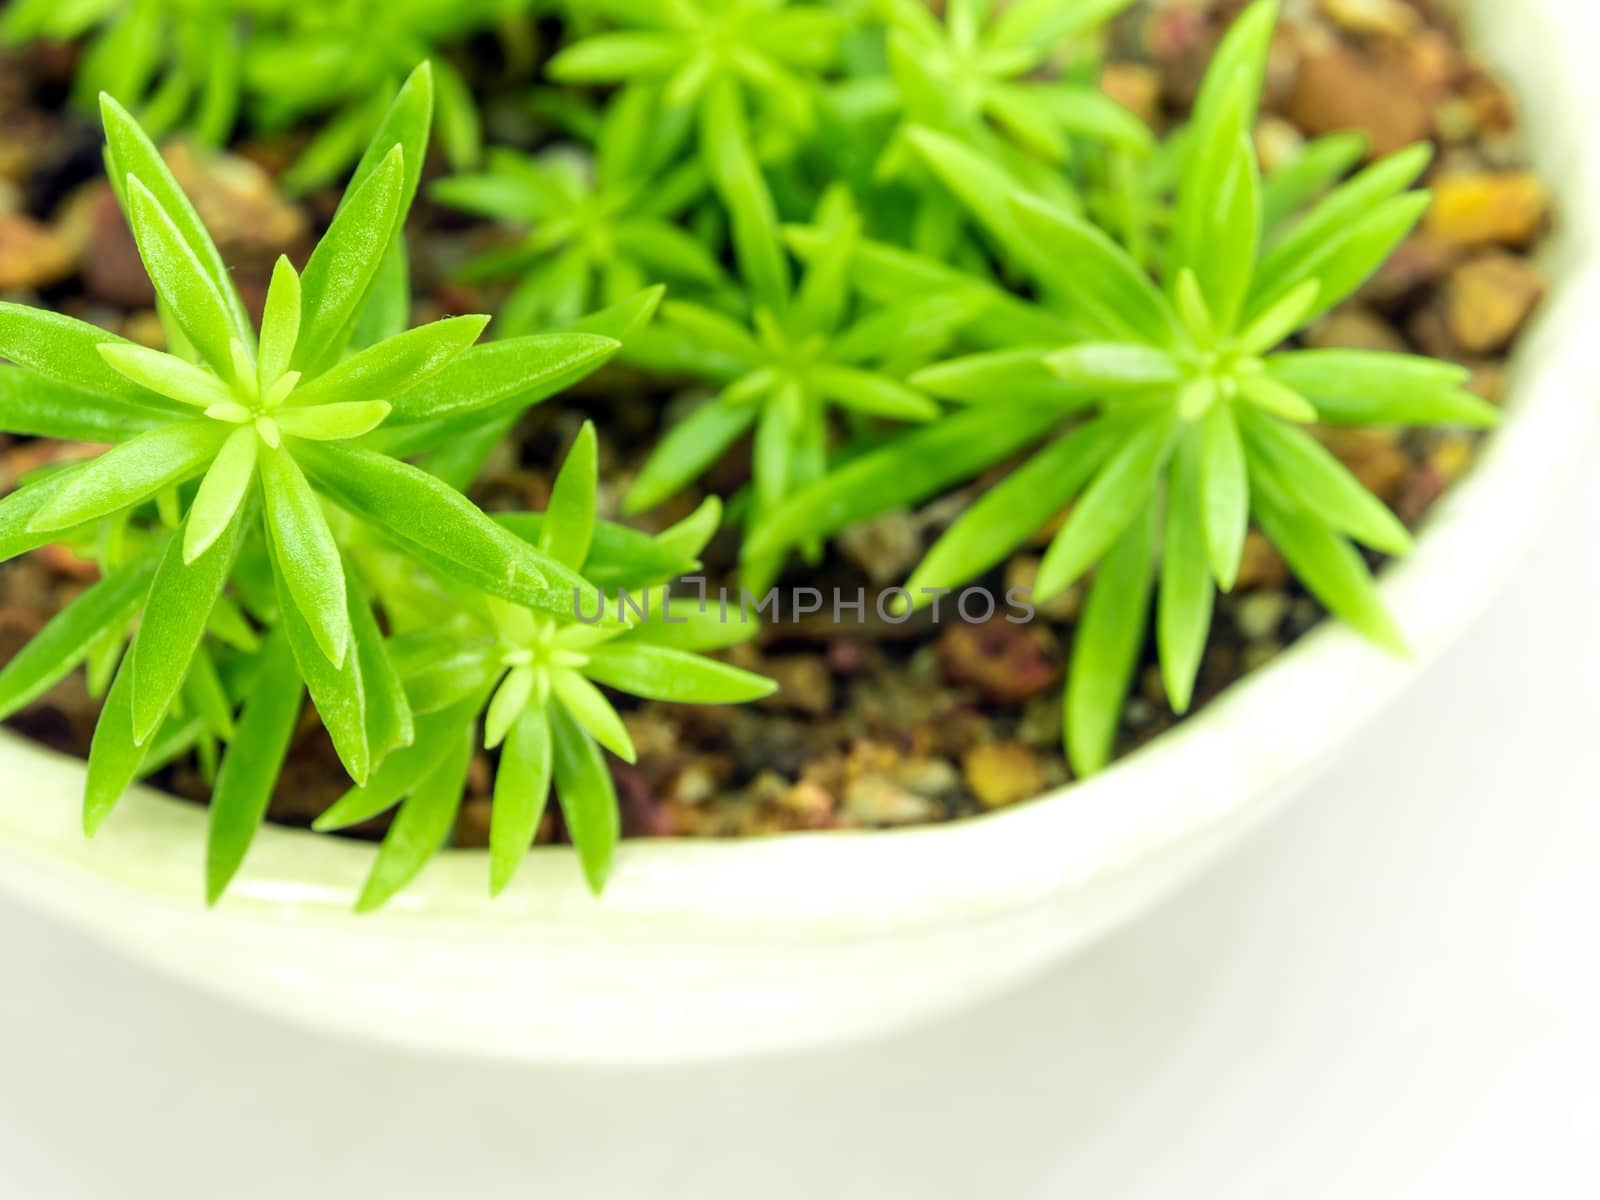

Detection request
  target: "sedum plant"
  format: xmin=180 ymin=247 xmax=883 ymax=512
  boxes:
xmin=747 ymin=0 xmax=1499 ymax=776
xmin=621 ymin=186 xmax=986 ymax=587
xmin=312 ymin=424 xmax=773 ymax=910
xmin=868 ymin=0 xmax=1149 ymax=196
xmin=430 ymin=87 xmax=721 ymax=337
xmin=0 ymin=64 xmax=630 ymax=904
xmin=0 ymin=0 xmax=256 ymax=146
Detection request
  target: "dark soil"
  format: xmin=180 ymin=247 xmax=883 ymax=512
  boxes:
xmin=0 ymin=0 xmax=1550 ymax=846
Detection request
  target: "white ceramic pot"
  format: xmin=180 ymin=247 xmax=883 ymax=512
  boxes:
xmin=1 ymin=0 xmax=1596 ymax=1065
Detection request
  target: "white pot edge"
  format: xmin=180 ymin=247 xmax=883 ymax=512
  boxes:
xmin=0 ymin=0 xmax=1595 ymax=1063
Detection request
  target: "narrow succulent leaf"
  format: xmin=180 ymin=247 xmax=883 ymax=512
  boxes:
xmin=1 ymin=463 xmax=90 ymax=560
xmin=296 ymin=442 xmax=598 ymax=617
xmin=1257 ymin=192 xmax=1432 ymax=327
xmin=96 ymin=343 xmax=233 ymax=409
xmin=1010 ymin=193 xmax=1179 ymax=343
xmin=350 ymin=241 xmax=412 ymax=353
xmin=346 ymin=565 xmax=414 ymax=763
xmin=1036 ymin=412 xmax=1176 ymax=599
xmin=382 ymin=333 xmax=620 ymax=426
xmin=547 ymin=32 xmax=684 ymax=81
xmin=542 ymin=422 xmax=598 ymax=570
xmin=1266 ymin=351 xmax=1498 ymax=427
xmin=83 ymin=654 xmax=149 ymax=835
xmin=124 ymin=178 xmax=239 ymax=373
xmin=906 ymin=125 xmax=1061 ymax=271
xmin=1025 ymin=83 xmax=1155 ymax=152
xmin=1237 ymin=278 xmax=1320 ymax=355
xmin=744 ymin=402 xmax=1064 ymax=561
xmin=1238 ymin=406 xmax=1413 ymax=556
xmin=1261 ymin=131 xmax=1367 ymax=230
xmin=911 ymin=347 xmax=1100 ymax=408
xmin=0 ymin=539 xmax=161 ymax=722
xmin=700 ymin=76 xmax=789 ymax=309
xmin=130 ymin=499 xmax=245 ymax=744
xmin=1238 ymin=373 xmax=1318 ymax=423
xmin=490 ymin=702 xmax=554 ymax=896
xmin=205 ymin=629 xmax=302 ymax=905
xmin=1252 ymin=476 xmax=1406 ymax=654
xmin=267 ymin=536 xmax=369 ymax=784
xmin=1158 ymin=431 xmax=1214 ymax=714
xmin=185 ymin=426 xmax=257 ymax=563
xmin=261 ymin=447 xmax=350 ymax=667
xmin=618 ymin=596 xmax=762 ymax=653
xmin=828 ymin=290 xmax=992 ymax=366
xmin=652 ymin=496 xmax=722 ymax=563
xmin=397 ymin=641 xmax=501 ymax=717
xmin=341 ymin=61 xmax=434 ymax=225
xmin=624 ymin=397 xmax=757 ymax=514
xmin=552 ymin=670 xmax=636 ymax=763
xmin=549 ymin=704 xmax=619 ymax=896
xmin=275 ymin=401 xmax=393 ymax=442
xmin=258 ymin=256 xmax=301 ymax=389
xmin=484 ymin=667 xmax=534 ymax=751
xmin=182 ymin=643 xmax=235 ymax=741
xmin=1046 ymin=343 xmax=1181 ymax=390
xmin=314 ymin=698 xmax=479 ymax=832
xmin=584 ymin=642 xmax=776 ymax=704
xmin=811 ymin=365 xmax=939 ymax=420
xmin=356 ymin=722 xmax=474 ymax=913
xmin=497 ymin=512 xmax=697 ymax=590
xmin=1254 ymin=141 xmax=1432 ymax=298
xmin=906 ymin=419 xmax=1119 ymax=601
xmin=293 ymin=146 xmax=406 ymax=375
xmin=566 ymin=285 xmax=666 ymax=342
xmin=1200 ymin=401 xmax=1250 ymax=589
xmin=0 ymin=365 xmax=176 ymax=442
xmin=1066 ymin=497 xmax=1158 ymax=777
xmin=288 ymin=316 xmax=489 ymax=410
xmin=99 ymin=93 xmax=252 ymax=344
xmin=1184 ymin=0 xmax=1278 ymax=160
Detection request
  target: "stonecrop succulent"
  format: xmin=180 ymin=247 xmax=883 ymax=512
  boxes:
xmin=0 ymin=65 xmax=637 ymax=904
xmin=748 ymin=0 xmax=1498 ymax=776
xmin=430 ymin=87 xmax=720 ymax=336
xmin=312 ymin=424 xmax=772 ymax=909
xmin=623 ymin=185 xmax=987 ymax=587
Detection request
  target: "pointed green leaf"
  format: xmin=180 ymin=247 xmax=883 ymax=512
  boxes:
xmin=1266 ymin=351 xmax=1498 ymax=427
xmin=83 ymin=654 xmax=149 ymax=835
xmin=1252 ymin=475 xmax=1406 ymax=653
xmin=1036 ymin=411 xmax=1176 ymax=598
xmin=907 ymin=418 xmax=1120 ymax=601
xmin=1158 ymin=431 xmax=1214 ymax=713
xmin=1066 ymin=496 xmax=1157 ymax=777
xmin=542 ymin=421 xmax=598 ymax=569
xmin=623 ymin=396 xmax=757 ymax=514
xmin=1200 ymin=401 xmax=1249 ymax=589
xmin=549 ymin=703 xmax=619 ymax=895
xmin=258 ymin=255 xmax=301 ymax=389
xmin=100 ymin=92 xmax=252 ymax=345
xmin=293 ymin=145 xmax=405 ymax=375
xmin=124 ymin=177 xmax=240 ymax=373
xmin=583 ymin=642 xmax=776 ymax=704
xmin=489 ymin=702 xmax=553 ymax=896
xmin=35 ymin=421 xmax=225 ymax=537
xmin=206 ymin=629 xmax=303 ymax=905
xmin=130 ymin=497 xmax=245 ymax=743
xmin=1238 ymin=406 xmax=1413 ymax=556
xmin=355 ymin=721 xmax=473 ymax=913
xmin=261 ymin=446 xmax=349 ymax=666
xmin=551 ymin=670 xmax=635 ymax=763
xmin=0 ymin=538 xmax=162 ymax=722
xmin=289 ymin=315 xmax=489 ymax=411
xmin=185 ymin=426 xmax=257 ymax=563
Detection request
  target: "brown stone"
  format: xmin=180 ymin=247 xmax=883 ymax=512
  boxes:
xmin=962 ymin=742 xmax=1045 ymax=810
xmin=1425 ymin=171 xmax=1548 ymax=248
xmin=1287 ymin=42 xmax=1432 ymax=157
xmin=1445 ymin=253 xmax=1546 ymax=353
xmin=0 ymin=213 xmax=74 ymax=290
xmin=936 ymin=618 xmax=1057 ymax=704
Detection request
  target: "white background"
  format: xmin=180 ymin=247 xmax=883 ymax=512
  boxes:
xmin=0 ymin=441 xmax=1594 ymax=1198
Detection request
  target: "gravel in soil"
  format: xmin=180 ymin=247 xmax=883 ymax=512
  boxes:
xmin=0 ymin=0 xmax=1551 ymax=846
